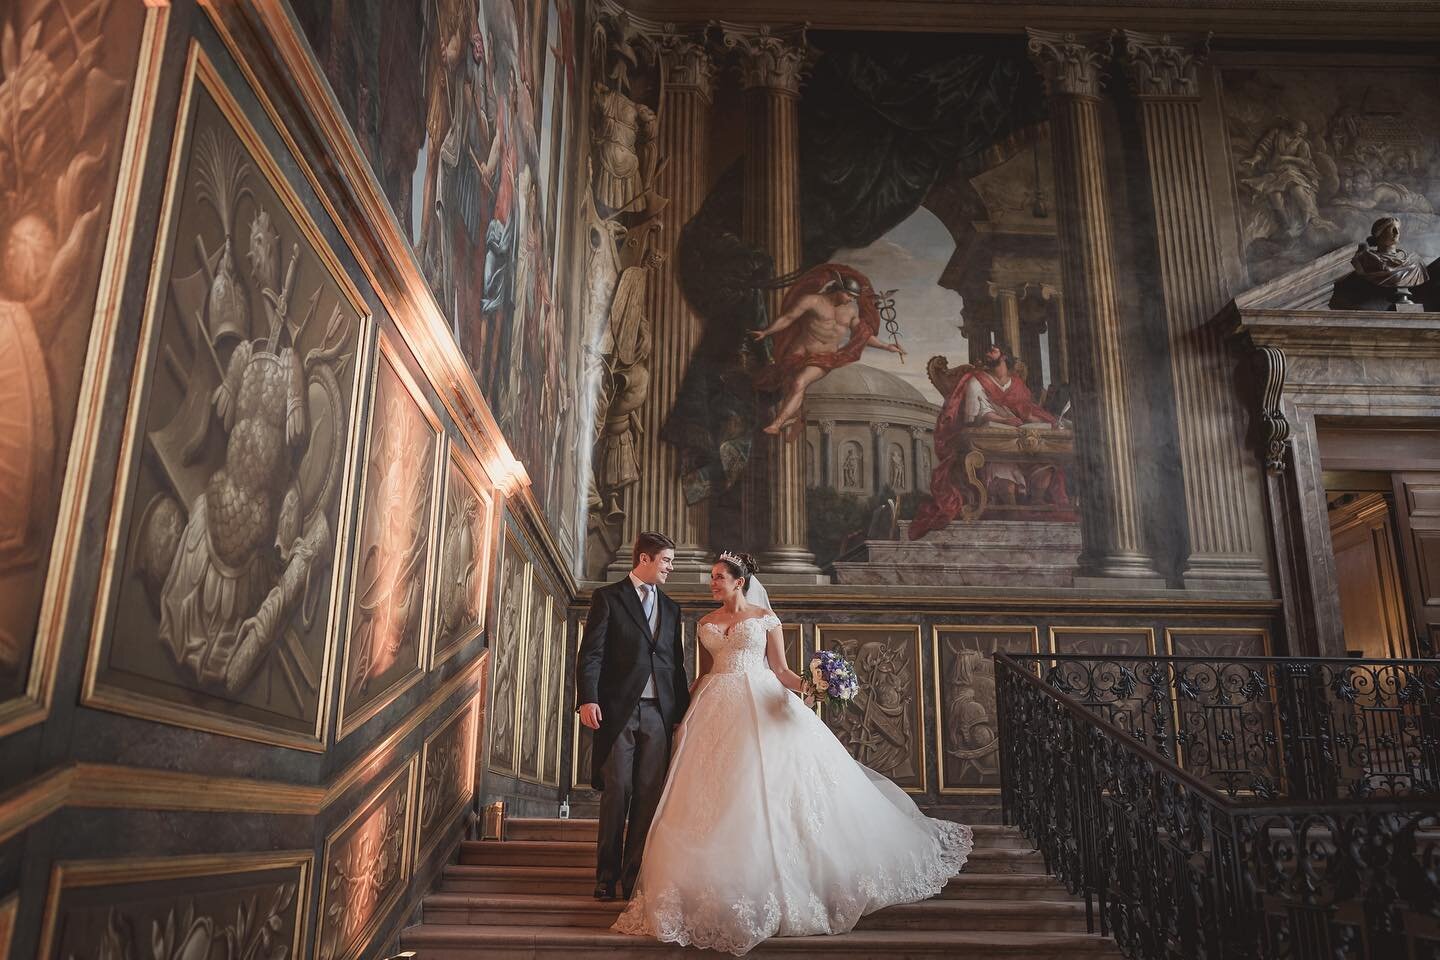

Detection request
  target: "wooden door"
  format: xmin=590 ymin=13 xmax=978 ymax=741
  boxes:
xmin=1391 ymin=473 xmax=1440 ymax=659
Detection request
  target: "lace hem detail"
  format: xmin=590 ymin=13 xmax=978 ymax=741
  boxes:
xmin=611 ymin=817 xmax=974 ymax=956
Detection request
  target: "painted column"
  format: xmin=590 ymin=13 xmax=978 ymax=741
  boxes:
xmin=819 ymin=419 xmax=835 ymax=489
xmin=609 ymin=30 xmax=716 ymax=576
xmin=988 ymin=281 xmax=1023 ymax=354
xmin=910 ymin=426 xmax=925 ymax=494
xmin=871 ymin=422 xmax=889 ymax=493
xmin=725 ymin=23 xmax=821 ymax=576
xmin=1120 ymin=31 xmax=1268 ymax=592
xmin=1027 ymin=28 xmax=1161 ymax=581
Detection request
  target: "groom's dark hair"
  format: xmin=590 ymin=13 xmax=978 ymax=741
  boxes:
xmin=633 ymin=531 xmax=676 ymax=566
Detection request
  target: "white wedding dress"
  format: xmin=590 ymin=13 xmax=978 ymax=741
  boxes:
xmin=611 ymin=612 xmax=973 ymax=956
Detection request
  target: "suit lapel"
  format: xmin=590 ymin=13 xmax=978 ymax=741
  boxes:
xmin=617 ymin=579 xmax=654 ymax=640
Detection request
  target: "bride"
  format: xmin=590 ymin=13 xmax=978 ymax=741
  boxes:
xmin=611 ymin=551 xmax=973 ymax=955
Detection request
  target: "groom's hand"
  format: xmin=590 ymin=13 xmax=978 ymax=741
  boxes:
xmin=579 ymin=703 xmax=603 ymax=730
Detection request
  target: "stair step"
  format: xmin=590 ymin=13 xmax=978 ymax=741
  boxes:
xmin=503 ymin=818 xmax=1030 ymax=848
xmin=401 ymin=923 xmax=1120 ymax=958
xmin=439 ymin=865 xmax=1075 ymax=901
xmin=458 ymin=840 xmax=1045 ymax=873
xmin=422 ymin=893 xmax=1089 ymax=932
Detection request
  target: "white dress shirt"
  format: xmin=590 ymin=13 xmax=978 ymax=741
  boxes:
xmin=628 ymin=572 xmax=659 ymax=699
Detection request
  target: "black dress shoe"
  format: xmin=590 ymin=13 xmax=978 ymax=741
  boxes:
xmin=593 ymin=881 xmax=617 ymax=901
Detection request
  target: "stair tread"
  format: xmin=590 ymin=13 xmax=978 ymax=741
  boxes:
xmin=441 ymin=863 xmax=1065 ymax=884
xmin=506 ymin=818 xmax=1022 ymax=834
xmin=425 ymin=892 xmax=1086 ymax=913
xmin=403 ymin=922 xmax=1111 ymax=947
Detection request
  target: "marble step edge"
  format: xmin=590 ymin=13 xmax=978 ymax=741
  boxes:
xmin=400 ymin=922 xmax=1121 ymax=954
xmin=460 ymin=841 xmax=1042 ymax=859
xmin=440 ymin=863 xmax=1069 ymax=888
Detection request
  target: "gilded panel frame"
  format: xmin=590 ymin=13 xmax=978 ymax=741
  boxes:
xmin=815 ymin=623 xmax=928 ymax=795
xmin=429 ymin=440 xmax=495 ymax=669
xmin=0 ymin=4 xmax=170 ymax=740
xmin=336 ymin=331 xmax=445 ymax=741
xmin=317 ymin=755 xmax=417 ymax=960
xmin=82 ymin=41 xmax=374 ymax=751
xmin=413 ymin=692 xmax=481 ymax=871
xmin=933 ymin=624 xmax=1041 ymax=796
xmin=36 ymin=850 xmax=311 ymax=960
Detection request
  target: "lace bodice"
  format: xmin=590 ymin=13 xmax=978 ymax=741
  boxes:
xmin=698 ymin=613 xmax=780 ymax=676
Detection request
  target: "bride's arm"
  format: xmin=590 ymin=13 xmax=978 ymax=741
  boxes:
xmin=764 ymin=619 xmax=806 ymax=695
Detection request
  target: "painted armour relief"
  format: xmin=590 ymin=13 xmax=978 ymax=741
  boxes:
xmin=934 ymin=627 xmax=1037 ymax=792
xmin=817 ymin=626 xmax=925 ymax=792
xmin=516 ymin=578 xmax=548 ymax=781
xmin=39 ymin=854 xmax=308 ymax=960
xmin=416 ymin=695 xmax=479 ymax=867
xmin=432 ymin=447 xmax=491 ymax=666
xmin=487 ymin=530 xmax=527 ymax=774
xmin=90 ymin=54 xmax=367 ymax=747
xmin=0 ymin=0 xmax=147 ymax=723
xmin=1223 ymin=65 xmax=1440 ymax=283
xmin=337 ymin=339 xmax=439 ymax=736
xmin=540 ymin=603 xmax=566 ymax=785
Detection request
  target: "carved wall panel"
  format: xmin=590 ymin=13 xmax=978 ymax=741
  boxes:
xmin=934 ymin=626 xmax=1041 ymax=794
xmin=1049 ymin=626 xmax=1156 ymax=657
xmin=1165 ymin=627 xmax=1271 ymax=657
xmin=415 ymin=693 xmax=480 ymax=870
xmin=317 ymin=757 xmax=415 ymax=960
xmin=0 ymin=894 xmax=14 ymax=959
xmin=516 ymin=575 xmax=550 ymax=783
xmin=431 ymin=444 xmax=493 ymax=668
xmin=0 ymin=0 xmax=163 ymax=738
xmin=783 ymin=623 xmax=805 ymax=674
xmin=337 ymin=335 xmax=442 ymax=739
xmin=37 ymin=852 xmax=309 ymax=960
xmin=816 ymin=625 xmax=926 ymax=793
xmin=541 ymin=606 xmax=567 ymax=786
xmin=487 ymin=527 xmax=529 ymax=777
xmin=86 ymin=45 xmax=371 ymax=750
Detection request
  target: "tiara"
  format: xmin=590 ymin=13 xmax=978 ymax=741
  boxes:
xmin=719 ymin=550 xmax=747 ymax=569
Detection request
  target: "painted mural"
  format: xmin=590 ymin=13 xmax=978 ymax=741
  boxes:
xmin=581 ymin=26 xmax=1091 ymax=583
xmin=0 ymin=0 xmax=149 ymax=729
xmin=88 ymin=51 xmax=369 ymax=748
xmin=296 ymin=0 xmax=585 ymax=563
xmin=1221 ymin=65 xmax=1440 ymax=285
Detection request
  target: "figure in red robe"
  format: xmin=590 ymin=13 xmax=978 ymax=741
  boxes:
xmin=749 ymin=263 xmax=905 ymax=437
xmin=910 ymin=344 xmax=1071 ymax=539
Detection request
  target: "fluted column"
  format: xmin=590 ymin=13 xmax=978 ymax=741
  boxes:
xmin=1027 ymin=29 xmax=1161 ymax=582
xmin=1046 ymin=287 xmax=1072 ymax=383
xmin=909 ymin=426 xmax=925 ymax=493
xmin=609 ymin=30 xmax=716 ymax=576
xmin=725 ymin=23 xmax=820 ymax=577
xmin=1121 ymin=31 xmax=1267 ymax=592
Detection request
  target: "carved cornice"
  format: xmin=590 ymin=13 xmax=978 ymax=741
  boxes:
xmin=719 ymin=22 xmax=809 ymax=95
xmin=1120 ymin=30 xmax=1209 ymax=99
xmin=653 ymin=25 xmax=716 ymax=99
xmin=1026 ymin=28 xmax=1111 ymax=100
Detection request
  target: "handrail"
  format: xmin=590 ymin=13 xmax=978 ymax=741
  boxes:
xmin=993 ymin=651 xmax=1440 ymax=960
xmin=994 ymin=652 xmax=1236 ymax=808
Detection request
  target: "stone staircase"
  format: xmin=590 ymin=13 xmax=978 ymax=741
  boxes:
xmin=400 ymin=818 xmax=1123 ymax=958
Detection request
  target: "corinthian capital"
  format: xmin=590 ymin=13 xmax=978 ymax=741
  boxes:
xmin=653 ymin=25 xmax=716 ymax=100
xmin=1026 ymin=28 xmax=1110 ymax=100
xmin=1120 ymin=30 xmax=1209 ymax=99
xmin=720 ymin=22 xmax=808 ymax=96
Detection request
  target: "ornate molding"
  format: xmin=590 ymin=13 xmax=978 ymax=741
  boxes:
xmin=1026 ymin=28 xmax=1111 ymax=100
xmin=871 ymin=421 xmax=891 ymax=437
xmin=719 ymin=22 xmax=809 ymax=95
xmin=1120 ymin=30 xmax=1209 ymax=99
xmin=1253 ymin=345 xmax=1291 ymax=476
xmin=818 ymin=418 xmax=836 ymax=435
xmin=653 ymin=26 xmax=716 ymax=99
xmin=909 ymin=426 xmax=926 ymax=441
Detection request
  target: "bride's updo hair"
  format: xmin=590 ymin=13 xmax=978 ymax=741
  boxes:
xmin=716 ymin=550 xmax=758 ymax=590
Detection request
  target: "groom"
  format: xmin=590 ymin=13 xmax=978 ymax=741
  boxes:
xmin=576 ymin=531 xmax=690 ymax=901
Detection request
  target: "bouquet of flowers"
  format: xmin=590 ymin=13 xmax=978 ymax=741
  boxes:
xmin=803 ymin=649 xmax=859 ymax=710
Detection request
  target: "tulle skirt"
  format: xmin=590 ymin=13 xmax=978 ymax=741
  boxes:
xmin=612 ymin=667 xmax=973 ymax=956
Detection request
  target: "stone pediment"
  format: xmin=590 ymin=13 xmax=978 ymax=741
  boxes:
xmin=1229 ymin=246 xmax=1440 ymax=359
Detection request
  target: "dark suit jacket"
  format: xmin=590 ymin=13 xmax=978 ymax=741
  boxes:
xmin=575 ymin=577 xmax=689 ymax=789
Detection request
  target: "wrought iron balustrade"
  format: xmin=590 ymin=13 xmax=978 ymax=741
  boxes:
xmin=996 ymin=653 xmax=1440 ymax=960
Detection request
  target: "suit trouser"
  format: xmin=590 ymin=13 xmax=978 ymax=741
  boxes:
xmin=596 ymin=698 xmax=668 ymax=890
